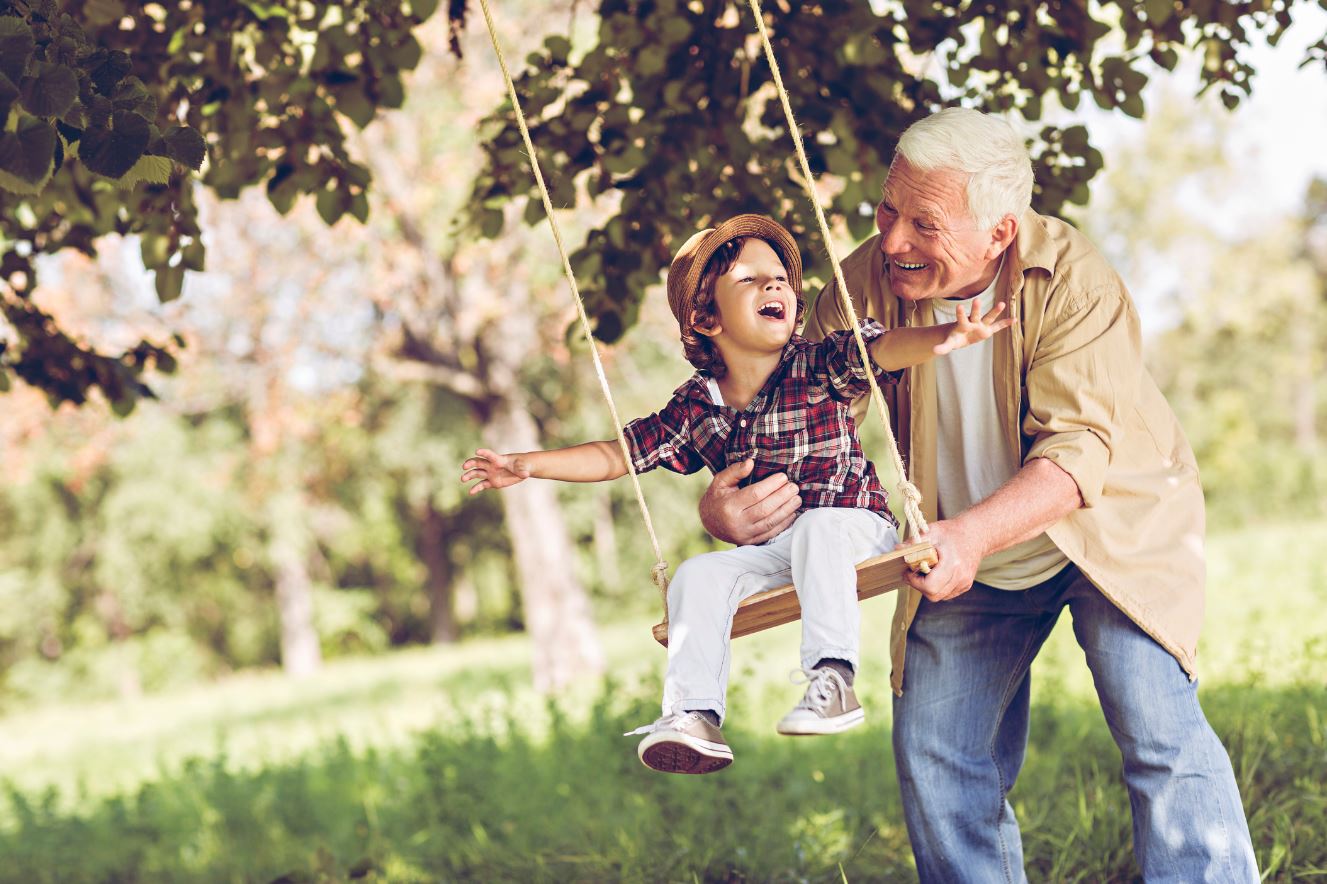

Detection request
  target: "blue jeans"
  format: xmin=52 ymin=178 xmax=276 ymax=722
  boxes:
xmin=892 ymin=564 xmax=1257 ymax=883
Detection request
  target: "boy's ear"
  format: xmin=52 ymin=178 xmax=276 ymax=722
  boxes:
xmin=690 ymin=308 xmax=721 ymax=338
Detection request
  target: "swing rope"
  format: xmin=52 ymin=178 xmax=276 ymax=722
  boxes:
xmin=744 ymin=0 xmax=930 ymax=541
xmin=476 ymin=0 xmax=672 ymax=615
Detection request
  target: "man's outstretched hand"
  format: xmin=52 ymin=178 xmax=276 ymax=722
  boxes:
xmin=698 ymin=459 xmax=801 ymax=545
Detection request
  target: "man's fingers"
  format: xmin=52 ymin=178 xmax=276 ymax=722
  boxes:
xmin=982 ymin=301 xmax=1008 ymax=324
xmin=747 ymin=511 xmax=798 ymax=545
xmin=744 ymin=477 xmax=799 ymax=521
xmin=711 ymin=457 xmax=756 ymax=490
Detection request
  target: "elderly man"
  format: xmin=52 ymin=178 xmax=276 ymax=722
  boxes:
xmin=699 ymin=108 xmax=1257 ymax=881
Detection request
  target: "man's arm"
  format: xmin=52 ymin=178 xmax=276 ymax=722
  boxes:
xmin=905 ymin=457 xmax=1082 ymax=601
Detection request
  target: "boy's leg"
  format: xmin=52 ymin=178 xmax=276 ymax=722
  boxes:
xmin=776 ymin=509 xmax=897 ymax=735
xmin=660 ymin=538 xmax=796 ymax=721
xmin=1064 ymin=573 xmax=1258 ymax=882
xmin=790 ymin=508 xmax=898 ymax=674
xmin=635 ymin=538 xmax=799 ymax=775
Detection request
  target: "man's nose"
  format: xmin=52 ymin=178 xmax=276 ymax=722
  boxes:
xmin=880 ymin=217 xmax=910 ymax=255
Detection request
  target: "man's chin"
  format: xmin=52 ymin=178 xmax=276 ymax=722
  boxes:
xmin=886 ymin=276 xmax=935 ymax=302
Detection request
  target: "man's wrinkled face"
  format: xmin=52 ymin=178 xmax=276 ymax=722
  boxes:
xmin=876 ymin=159 xmax=1006 ymax=302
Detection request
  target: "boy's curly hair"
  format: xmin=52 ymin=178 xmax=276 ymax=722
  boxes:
xmin=679 ymin=236 xmax=805 ymax=379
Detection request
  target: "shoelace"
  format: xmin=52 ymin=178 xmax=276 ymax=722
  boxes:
xmin=623 ymin=712 xmax=686 ymax=737
xmin=788 ymin=667 xmax=845 ymax=714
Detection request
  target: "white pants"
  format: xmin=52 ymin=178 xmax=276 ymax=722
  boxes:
xmin=661 ymin=507 xmax=899 ymax=721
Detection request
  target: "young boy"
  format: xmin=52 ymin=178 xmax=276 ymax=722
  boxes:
xmin=461 ymin=215 xmax=1010 ymax=775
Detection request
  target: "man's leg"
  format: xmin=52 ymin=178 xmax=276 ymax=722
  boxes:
xmin=893 ymin=569 xmax=1075 ymax=884
xmin=1065 ymin=574 xmax=1259 ymax=883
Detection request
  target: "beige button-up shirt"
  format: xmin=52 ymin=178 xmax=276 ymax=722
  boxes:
xmin=804 ymin=210 xmax=1206 ymax=694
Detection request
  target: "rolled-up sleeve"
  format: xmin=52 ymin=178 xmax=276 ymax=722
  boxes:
xmin=622 ymin=395 xmax=705 ymax=475
xmin=1023 ymin=281 xmax=1141 ymax=508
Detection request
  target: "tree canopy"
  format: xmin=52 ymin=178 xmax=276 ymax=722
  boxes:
xmin=1 ymin=0 xmax=437 ymax=409
xmin=464 ymin=0 xmax=1317 ymax=341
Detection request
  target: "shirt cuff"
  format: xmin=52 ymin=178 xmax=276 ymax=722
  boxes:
xmin=1026 ymin=429 xmax=1108 ymax=508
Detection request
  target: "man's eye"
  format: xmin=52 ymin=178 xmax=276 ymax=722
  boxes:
xmin=916 ymin=221 xmax=939 ymax=233
xmin=880 ymin=204 xmax=897 ymax=215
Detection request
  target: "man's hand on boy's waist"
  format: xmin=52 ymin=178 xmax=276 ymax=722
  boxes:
xmin=699 ymin=459 xmax=801 ymax=546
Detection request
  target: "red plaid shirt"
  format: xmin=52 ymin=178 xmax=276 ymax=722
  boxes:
xmin=623 ymin=320 xmax=900 ymax=525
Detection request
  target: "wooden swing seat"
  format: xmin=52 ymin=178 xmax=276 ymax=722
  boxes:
xmin=651 ymin=540 xmax=937 ymax=646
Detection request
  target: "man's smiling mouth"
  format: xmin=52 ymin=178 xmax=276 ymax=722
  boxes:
xmin=893 ymin=259 xmax=928 ymax=271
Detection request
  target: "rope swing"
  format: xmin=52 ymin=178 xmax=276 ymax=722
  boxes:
xmin=475 ymin=0 xmax=937 ymax=647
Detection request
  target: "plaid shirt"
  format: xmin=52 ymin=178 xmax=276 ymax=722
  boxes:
xmin=623 ymin=320 xmax=900 ymax=525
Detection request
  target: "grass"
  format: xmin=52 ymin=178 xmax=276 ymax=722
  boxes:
xmin=0 ymin=517 xmax=1324 ymax=881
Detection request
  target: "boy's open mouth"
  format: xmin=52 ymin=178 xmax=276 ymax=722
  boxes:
xmin=757 ymin=300 xmax=786 ymax=320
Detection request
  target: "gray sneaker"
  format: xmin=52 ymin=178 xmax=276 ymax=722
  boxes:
xmin=625 ymin=711 xmax=733 ymax=774
xmin=776 ymin=667 xmax=865 ymax=735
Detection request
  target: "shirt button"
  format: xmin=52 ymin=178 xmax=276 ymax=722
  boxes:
xmin=740 ymin=419 xmax=747 ymax=428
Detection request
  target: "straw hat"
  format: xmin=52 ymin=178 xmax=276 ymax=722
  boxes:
xmin=665 ymin=214 xmax=802 ymax=329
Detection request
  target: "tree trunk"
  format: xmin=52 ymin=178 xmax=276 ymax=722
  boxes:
xmin=268 ymin=483 xmax=322 ymax=678
xmin=484 ymin=396 xmax=605 ymax=693
xmin=419 ymin=501 xmax=460 ymax=643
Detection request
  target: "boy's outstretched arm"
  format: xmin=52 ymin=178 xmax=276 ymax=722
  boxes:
xmin=461 ymin=442 xmax=627 ymax=495
xmin=869 ymin=301 xmax=1013 ymax=372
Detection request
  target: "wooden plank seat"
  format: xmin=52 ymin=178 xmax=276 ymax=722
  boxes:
xmin=651 ymin=540 xmax=937 ymax=646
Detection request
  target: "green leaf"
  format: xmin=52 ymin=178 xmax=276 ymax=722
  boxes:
xmin=545 ymin=36 xmax=572 ymax=66
xmin=334 ymin=83 xmax=374 ymax=128
xmin=478 ymin=207 xmax=503 ymax=239
xmin=408 ymin=0 xmax=440 ymax=19
xmin=21 ymin=61 xmax=79 ymax=118
xmin=140 ymin=232 xmax=171 ymax=267
xmin=389 ymin=35 xmax=423 ymax=71
xmin=163 ymin=125 xmax=206 ymax=170
xmin=349 ymin=192 xmax=369 ymax=223
xmin=412 ymin=0 xmax=440 ymax=19
xmin=181 ymin=240 xmax=206 ymax=271
xmin=154 ymin=263 xmax=185 ymax=303
xmin=113 ymin=153 xmax=173 ymax=188
xmin=1120 ymin=93 xmax=1145 ymax=118
xmin=0 ymin=114 xmax=56 ymax=186
xmin=0 ymin=71 xmax=18 ymax=120
xmin=0 ymin=17 xmax=34 ymax=84
xmin=1144 ymin=0 xmax=1174 ymax=25
xmin=376 ymin=73 xmax=405 ymax=110
xmin=80 ymin=109 xmax=150 ymax=178
xmin=87 ymin=48 xmax=132 ymax=94
xmin=316 ymin=186 xmax=347 ymax=225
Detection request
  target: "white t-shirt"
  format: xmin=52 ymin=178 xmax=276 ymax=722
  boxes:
xmin=929 ymin=267 xmax=1068 ymax=590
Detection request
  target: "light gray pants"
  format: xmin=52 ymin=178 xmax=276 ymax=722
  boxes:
xmin=662 ymin=507 xmax=898 ymax=721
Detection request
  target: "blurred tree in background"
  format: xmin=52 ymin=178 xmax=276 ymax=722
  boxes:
xmin=1 ymin=1 xmax=1325 ymax=705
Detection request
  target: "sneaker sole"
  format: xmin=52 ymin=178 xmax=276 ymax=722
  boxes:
xmin=776 ymin=707 xmax=866 ymax=736
xmin=638 ymin=733 xmax=733 ymax=775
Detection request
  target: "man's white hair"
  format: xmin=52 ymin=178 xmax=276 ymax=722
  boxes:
xmin=894 ymin=108 xmax=1034 ymax=230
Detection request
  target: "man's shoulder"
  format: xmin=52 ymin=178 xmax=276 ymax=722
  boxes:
xmin=1019 ymin=212 xmax=1126 ymax=312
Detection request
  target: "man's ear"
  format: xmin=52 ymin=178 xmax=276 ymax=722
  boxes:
xmin=690 ymin=309 xmax=721 ymax=338
xmin=986 ymin=214 xmax=1018 ymax=261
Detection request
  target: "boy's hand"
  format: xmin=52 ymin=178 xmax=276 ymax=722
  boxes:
xmin=461 ymin=448 xmax=531 ymax=495
xmin=933 ymin=301 xmax=1013 ymax=356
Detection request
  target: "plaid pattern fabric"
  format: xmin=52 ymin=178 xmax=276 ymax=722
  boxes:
xmin=623 ymin=320 xmax=900 ymax=524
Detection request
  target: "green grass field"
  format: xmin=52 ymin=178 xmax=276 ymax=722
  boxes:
xmin=1 ymin=519 xmax=1324 ymax=882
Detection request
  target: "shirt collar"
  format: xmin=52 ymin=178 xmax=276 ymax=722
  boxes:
xmin=680 ymin=335 xmax=804 ymax=406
